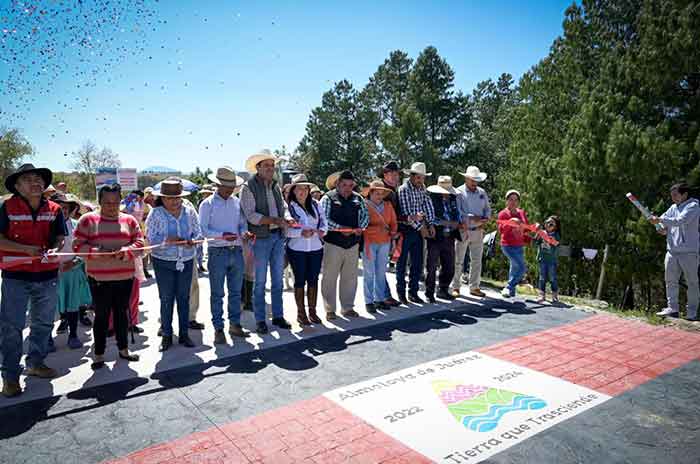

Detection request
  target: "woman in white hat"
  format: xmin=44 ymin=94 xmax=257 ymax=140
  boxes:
xmin=362 ymin=180 xmax=398 ymax=312
xmin=145 ymin=178 xmax=202 ymax=351
xmin=285 ymin=174 xmax=328 ymax=325
xmin=425 ymin=176 xmax=463 ymax=303
xmin=497 ymin=189 xmax=531 ymax=298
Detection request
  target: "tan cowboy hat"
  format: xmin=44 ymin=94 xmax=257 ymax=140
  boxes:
xmin=199 ymin=188 xmax=214 ymax=195
xmin=362 ymin=179 xmax=392 ymax=198
xmin=403 ymin=162 xmax=432 ymax=176
xmin=144 ymin=186 xmax=154 ymax=196
xmin=44 ymin=184 xmax=57 ymax=194
xmin=290 ymin=173 xmax=314 ymax=186
xmin=310 ymin=184 xmax=323 ymax=195
xmin=245 ymin=149 xmax=278 ymax=173
xmin=152 ymin=178 xmax=191 ymax=198
xmin=325 ymin=171 xmax=341 ymax=190
xmin=208 ymin=166 xmax=240 ymax=188
xmin=462 ymin=165 xmax=487 ymax=182
xmin=427 ymin=175 xmax=458 ymax=195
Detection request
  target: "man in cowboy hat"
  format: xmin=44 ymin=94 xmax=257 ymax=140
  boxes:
xmin=425 ymin=176 xmax=463 ymax=303
xmin=452 ymin=165 xmax=492 ymax=298
xmin=319 ymin=170 xmax=369 ymax=318
xmin=199 ymin=166 xmax=254 ymax=343
xmin=0 ymin=164 xmax=67 ymax=397
xmin=380 ymin=161 xmax=402 ymax=306
xmin=396 ymin=162 xmax=435 ymax=304
xmin=240 ymin=150 xmax=293 ymax=334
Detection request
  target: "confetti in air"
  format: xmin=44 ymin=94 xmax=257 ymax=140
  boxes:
xmin=0 ymin=0 xmax=160 ymax=123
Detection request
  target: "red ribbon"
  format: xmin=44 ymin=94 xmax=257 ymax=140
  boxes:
xmin=497 ymin=220 xmax=559 ymax=246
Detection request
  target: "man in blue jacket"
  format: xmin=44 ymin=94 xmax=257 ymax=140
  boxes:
xmin=651 ymin=182 xmax=699 ymax=320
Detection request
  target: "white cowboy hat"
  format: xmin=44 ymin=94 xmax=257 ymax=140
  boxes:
xmin=290 ymin=173 xmax=314 ymax=186
xmin=245 ymin=149 xmax=278 ymax=173
xmin=427 ymin=175 xmax=457 ymax=195
xmin=208 ymin=166 xmax=240 ymax=188
xmin=403 ymin=162 xmax=432 ymax=176
xmin=505 ymin=189 xmax=521 ymax=200
xmin=462 ymin=165 xmax=487 ymax=182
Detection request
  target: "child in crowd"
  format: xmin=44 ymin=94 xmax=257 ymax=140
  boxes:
xmin=536 ymin=216 xmax=561 ymax=303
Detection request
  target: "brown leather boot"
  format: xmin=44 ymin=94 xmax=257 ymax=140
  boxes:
xmin=307 ymin=286 xmax=322 ymax=324
xmin=295 ymin=288 xmax=311 ymax=326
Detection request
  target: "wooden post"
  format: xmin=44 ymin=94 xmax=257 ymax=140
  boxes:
xmin=595 ymin=244 xmax=609 ymax=300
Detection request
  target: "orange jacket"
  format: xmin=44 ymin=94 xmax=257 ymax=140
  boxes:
xmin=363 ymin=200 xmax=398 ymax=245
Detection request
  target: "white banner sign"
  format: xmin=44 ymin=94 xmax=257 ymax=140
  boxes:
xmin=117 ymin=168 xmax=138 ymax=191
xmin=325 ymin=351 xmax=610 ymax=463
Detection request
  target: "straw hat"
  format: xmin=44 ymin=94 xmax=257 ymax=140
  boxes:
xmin=310 ymin=184 xmax=323 ymax=195
xmin=427 ymin=175 xmax=458 ymax=195
xmin=290 ymin=173 xmax=314 ymax=186
xmin=245 ymin=149 xmax=278 ymax=173
xmin=362 ymin=179 xmax=392 ymax=198
xmin=403 ymin=162 xmax=432 ymax=176
xmin=325 ymin=171 xmax=341 ymax=190
xmin=208 ymin=166 xmax=240 ymax=188
xmin=153 ymin=178 xmax=191 ymax=198
xmin=462 ymin=165 xmax=487 ymax=182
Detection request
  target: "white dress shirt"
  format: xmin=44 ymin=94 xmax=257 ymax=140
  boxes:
xmin=286 ymin=201 xmax=327 ymax=252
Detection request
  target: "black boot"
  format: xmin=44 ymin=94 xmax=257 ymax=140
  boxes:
xmin=159 ymin=336 xmax=173 ymax=352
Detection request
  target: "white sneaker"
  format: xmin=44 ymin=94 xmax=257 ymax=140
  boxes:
xmin=656 ymin=307 xmax=679 ymax=317
xmin=500 ymin=288 xmax=511 ymax=298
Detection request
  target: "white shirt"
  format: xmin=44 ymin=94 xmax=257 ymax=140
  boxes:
xmin=286 ymin=201 xmax=327 ymax=252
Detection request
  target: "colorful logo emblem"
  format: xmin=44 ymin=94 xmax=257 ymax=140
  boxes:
xmin=433 ymin=381 xmax=547 ymax=432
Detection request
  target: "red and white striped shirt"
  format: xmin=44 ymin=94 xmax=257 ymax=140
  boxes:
xmin=73 ymin=212 xmax=144 ymax=281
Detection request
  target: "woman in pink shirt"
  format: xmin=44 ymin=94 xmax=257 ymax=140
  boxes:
xmin=497 ymin=190 xmax=531 ymax=298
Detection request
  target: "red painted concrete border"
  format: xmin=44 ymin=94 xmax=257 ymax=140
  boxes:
xmin=103 ymin=314 xmax=700 ymax=464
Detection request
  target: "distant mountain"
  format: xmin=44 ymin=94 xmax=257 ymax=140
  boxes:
xmin=140 ymin=166 xmax=180 ymax=175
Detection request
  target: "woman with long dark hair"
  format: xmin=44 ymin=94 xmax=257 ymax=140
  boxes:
xmin=285 ymin=174 xmax=327 ymax=325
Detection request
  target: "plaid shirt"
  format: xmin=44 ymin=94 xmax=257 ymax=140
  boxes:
xmin=320 ymin=191 xmax=369 ymax=231
xmin=398 ymin=179 xmax=435 ymax=230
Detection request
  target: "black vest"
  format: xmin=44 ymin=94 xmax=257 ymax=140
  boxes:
xmin=324 ymin=190 xmax=362 ymax=249
xmin=428 ymin=193 xmax=461 ymax=241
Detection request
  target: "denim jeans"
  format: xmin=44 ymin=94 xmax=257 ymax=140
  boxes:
xmin=538 ymin=260 xmax=558 ymax=292
xmin=153 ymin=258 xmax=193 ymax=338
xmin=207 ymin=246 xmax=244 ymax=329
xmin=287 ymin=248 xmax=323 ymax=289
xmin=0 ymin=277 xmax=57 ymax=381
xmin=501 ymin=245 xmax=526 ymax=296
xmin=253 ymin=232 xmax=285 ymax=322
xmin=362 ymin=242 xmax=390 ymax=304
xmin=396 ymin=229 xmax=424 ymax=295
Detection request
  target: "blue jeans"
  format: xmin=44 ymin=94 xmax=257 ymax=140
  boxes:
xmin=153 ymin=258 xmax=193 ymax=337
xmin=363 ymin=242 xmax=390 ymax=304
xmin=397 ymin=229 xmax=424 ymax=295
xmin=0 ymin=277 xmax=57 ymax=381
xmin=253 ymin=232 xmax=285 ymax=322
xmin=207 ymin=246 xmax=244 ymax=329
xmin=287 ymin=247 xmax=323 ymax=289
xmin=501 ymin=245 xmax=526 ymax=296
xmin=538 ymin=260 xmax=558 ymax=292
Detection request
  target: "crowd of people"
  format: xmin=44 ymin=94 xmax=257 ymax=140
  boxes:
xmin=0 ymin=154 xmax=697 ymax=398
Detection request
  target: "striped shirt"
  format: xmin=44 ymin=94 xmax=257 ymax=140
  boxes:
xmin=73 ymin=212 xmax=144 ymax=281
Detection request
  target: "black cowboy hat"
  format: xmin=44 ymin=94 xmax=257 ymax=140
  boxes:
xmin=5 ymin=163 xmax=53 ymax=195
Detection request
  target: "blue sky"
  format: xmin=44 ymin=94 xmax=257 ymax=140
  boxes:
xmin=5 ymin=0 xmax=574 ymax=174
